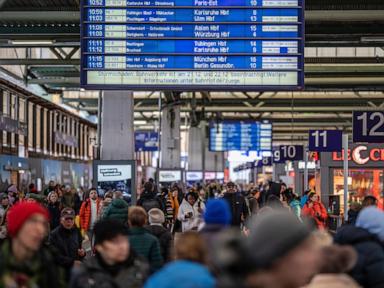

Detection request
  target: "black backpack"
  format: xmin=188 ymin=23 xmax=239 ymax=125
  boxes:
xmin=141 ymin=198 xmax=161 ymax=212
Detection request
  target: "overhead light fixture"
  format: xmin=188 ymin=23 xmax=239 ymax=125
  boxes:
xmin=134 ymin=120 xmax=147 ymax=125
xmin=361 ymin=37 xmax=384 ymax=43
xmin=11 ymin=40 xmax=54 ymax=45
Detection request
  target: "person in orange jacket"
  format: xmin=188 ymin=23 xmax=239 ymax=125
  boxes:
xmin=79 ymin=188 xmax=101 ymax=245
xmin=302 ymin=192 xmax=328 ymax=229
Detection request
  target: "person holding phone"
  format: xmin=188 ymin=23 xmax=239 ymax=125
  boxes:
xmin=177 ymin=192 xmax=205 ymax=232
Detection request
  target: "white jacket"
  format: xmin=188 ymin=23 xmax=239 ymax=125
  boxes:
xmin=177 ymin=199 xmax=205 ymax=232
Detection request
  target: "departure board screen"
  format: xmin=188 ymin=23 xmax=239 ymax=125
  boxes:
xmin=81 ymin=0 xmax=304 ymax=90
xmin=209 ymin=121 xmax=272 ymax=152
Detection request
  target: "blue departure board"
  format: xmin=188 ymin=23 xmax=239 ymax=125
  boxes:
xmin=209 ymin=121 xmax=272 ymax=152
xmin=81 ymin=0 xmax=304 ymax=90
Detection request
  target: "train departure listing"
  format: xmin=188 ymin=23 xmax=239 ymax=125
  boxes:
xmin=81 ymin=0 xmax=304 ymax=90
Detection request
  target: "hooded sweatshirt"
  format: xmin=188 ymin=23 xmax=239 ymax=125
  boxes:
xmin=356 ymin=206 xmax=384 ymax=242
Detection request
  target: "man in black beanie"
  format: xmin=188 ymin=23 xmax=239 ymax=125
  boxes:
xmin=71 ymin=219 xmax=148 ymax=288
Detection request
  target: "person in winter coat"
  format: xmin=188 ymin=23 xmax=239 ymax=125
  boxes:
xmin=177 ymin=192 xmax=205 ymax=232
xmin=79 ymin=188 xmax=102 ymax=245
xmin=47 ymin=191 xmax=61 ymax=231
xmin=222 ymin=182 xmax=249 ymax=227
xmin=49 ymin=208 xmax=85 ymax=281
xmin=282 ymin=188 xmax=302 ymax=221
xmin=128 ymin=206 xmax=164 ymax=273
xmin=302 ymin=193 xmax=328 ymax=229
xmin=103 ymin=191 xmax=129 ymax=224
xmin=138 ymin=182 xmax=163 ymax=212
xmin=0 ymin=193 xmax=10 ymax=243
xmin=145 ymin=208 xmax=172 ymax=262
xmin=334 ymin=207 xmax=384 ymax=288
xmin=70 ymin=219 xmax=149 ymax=288
xmin=100 ymin=191 xmax=113 ymax=217
xmin=0 ymin=202 xmax=66 ymax=288
xmin=61 ymin=187 xmax=75 ymax=210
xmin=165 ymin=188 xmax=179 ymax=226
xmin=304 ymin=245 xmax=360 ymax=288
xmin=144 ymin=232 xmax=215 ymax=288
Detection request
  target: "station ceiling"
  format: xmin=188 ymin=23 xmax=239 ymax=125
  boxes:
xmin=0 ymin=0 xmax=384 ymax=143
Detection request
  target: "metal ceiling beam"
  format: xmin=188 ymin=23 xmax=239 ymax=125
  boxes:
xmin=0 ymin=11 xmax=79 ymax=22
xmin=81 ymin=105 xmax=374 ymax=113
xmin=0 ymin=59 xmax=79 ymax=65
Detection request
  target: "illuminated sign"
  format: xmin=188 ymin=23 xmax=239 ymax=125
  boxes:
xmin=81 ymin=0 xmax=304 ymax=90
xmin=332 ymin=145 xmax=384 ymax=165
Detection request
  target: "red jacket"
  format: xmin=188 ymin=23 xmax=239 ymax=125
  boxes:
xmin=302 ymin=201 xmax=328 ymax=229
xmin=79 ymin=198 xmax=101 ymax=231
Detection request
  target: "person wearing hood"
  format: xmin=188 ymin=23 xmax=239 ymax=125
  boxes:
xmin=145 ymin=208 xmax=172 ymax=262
xmin=103 ymin=191 xmax=129 ymax=224
xmin=334 ymin=207 xmax=384 ymax=288
xmin=177 ymin=191 xmax=205 ymax=232
xmin=70 ymin=219 xmax=149 ymax=288
xmin=144 ymin=232 xmax=215 ymax=288
xmin=138 ymin=182 xmax=163 ymax=212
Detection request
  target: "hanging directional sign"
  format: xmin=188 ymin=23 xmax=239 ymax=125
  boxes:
xmin=353 ymin=111 xmax=384 ymax=143
xmin=273 ymin=145 xmax=304 ymax=163
xmin=81 ymin=0 xmax=305 ymax=91
xmin=308 ymin=130 xmax=342 ymax=152
xmin=255 ymin=157 xmax=272 ymax=167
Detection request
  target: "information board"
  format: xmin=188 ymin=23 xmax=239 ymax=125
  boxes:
xmin=81 ymin=0 xmax=304 ymax=90
xmin=135 ymin=131 xmax=158 ymax=151
xmin=209 ymin=121 xmax=272 ymax=152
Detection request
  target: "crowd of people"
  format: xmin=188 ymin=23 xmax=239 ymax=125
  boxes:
xmin=0 ymin=179 xmax=383 ymax=288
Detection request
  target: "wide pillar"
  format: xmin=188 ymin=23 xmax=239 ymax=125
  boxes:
xmin=100 ymin=91 xmax=135 ymax=160
xmin=160 ymin=104 xmax=181 ymax=169
xmin=188 ymin=126 xmax=203 ymax=170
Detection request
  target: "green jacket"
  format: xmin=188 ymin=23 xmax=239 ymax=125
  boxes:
xmin=103 ymin=199 xmax=129 ymax=224
xmin=128 ymin=227 xmax=163 ymax=273
xmin=0 ymin=241 xmax=66 ymax=288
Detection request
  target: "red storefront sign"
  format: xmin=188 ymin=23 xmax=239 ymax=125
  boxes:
xmin=332 ymin=145 xmax=384 ymax=165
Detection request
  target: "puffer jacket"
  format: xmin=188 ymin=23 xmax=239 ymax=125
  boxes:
xmin=177 ymin=199 xmax=205 ymax=232
xmin=70 ymin=252 xmax=149 ymax=288
xmin=334 ymin=225 xmax=384 ymax=288
xmin=79 ymin=198 xmax=101 ymax=231
xmin=103 ymin=198 xmax=129 ymax=224
xmin=302 ymin=201 xmax=328 ymax=229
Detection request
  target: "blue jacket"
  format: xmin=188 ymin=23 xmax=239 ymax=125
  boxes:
xmin=300 ymin=195 xmax=308 ymax=208
xmin=144 ymin=260 xmax=215 ymax=288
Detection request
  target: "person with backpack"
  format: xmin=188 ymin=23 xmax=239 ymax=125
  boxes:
xmin=138 ymin=182 xmax=163 ymax=213
xmin=222 ymin=182 xmax=249 ymax=227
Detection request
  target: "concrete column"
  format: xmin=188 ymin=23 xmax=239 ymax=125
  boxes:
xmin=273 ymin=163 xmax=286 ymax=182
xmin=100 ymin=91 xmax=135 ymax=160
xmin=204 ymin=140 xmax=224 ymax=172
xmin=188 ymin=126 xmax=203 ymax=171
xmin=160 ymin=104 xmax=181 ymax=169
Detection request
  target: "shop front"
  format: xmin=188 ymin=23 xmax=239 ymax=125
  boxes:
xmin=320 ymin=144 xmax=384 ymax=215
